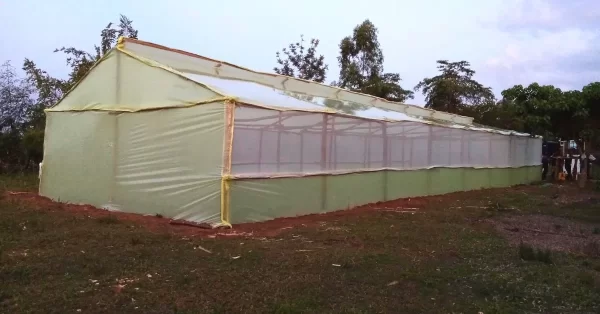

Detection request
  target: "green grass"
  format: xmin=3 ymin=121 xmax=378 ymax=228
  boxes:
xmin=1 ymin=176 xmax=600 ymax=313
xmin=0 ymin=173 xmax=39 ymax=193
xmin=519 ymin=242 xmax=553 ymax=264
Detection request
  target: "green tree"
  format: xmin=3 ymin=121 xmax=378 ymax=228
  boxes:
xmin=0 ymin=61 xmax=35 ymax=130
xmin=499 ymin=83 xmax=584 ymax=139
xmin=333 ymin=20 xmax=413 ymax=102
xmin=414 ymin=60 xmax=494 ymax=114
xmin=460 ymin=100 xmax=523 ymax=131
xmin=6 ymin=14 xmax=139 ymax=172
xmin=0 ymin=61 xmax=38 ymax=172
xmin=23 ymin=14 xmax=138 ymax=114
xmin=581 ymin=82 xmax=600 ymax=150
xmin=274 ymin=35 xmax=328 ymax=83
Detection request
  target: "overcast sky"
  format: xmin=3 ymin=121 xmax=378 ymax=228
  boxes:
xmin=1 ymin=0 xmax=598 ymax=104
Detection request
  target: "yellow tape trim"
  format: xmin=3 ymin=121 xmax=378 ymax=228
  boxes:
xmin=220 ymin=175 xmax=232 ymax=225
xmin=50 ymin=41 xmax=535 ymax=138
xmin=55 ymin=43 xmax=531 ymax=138
xmin=226 ymin=164 xmax=543 ymax=180
xmin=45 ymin=97 xmax=232 ymax=113
xmin=218 ymin=101 xmax=235 ymax=227
xmin=117 ymin=36 xmax=125 ymax=50
xmin=226 ymin=102 xmax=235 ymax=224
xmin=119 ymin=37 xmax=476 ymax=124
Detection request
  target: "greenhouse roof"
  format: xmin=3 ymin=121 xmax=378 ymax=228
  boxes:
xmin=50 ymin=37 xmax=533 ymax=137
xmin=119 ymin=38 xmax=477 ymax=121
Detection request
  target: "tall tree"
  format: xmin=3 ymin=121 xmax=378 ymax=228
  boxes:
xmin=333 ymin=20 xmax=413 ymax=102
xmin=414 ymin=60 xmax=494 ymax=114
xmin=274 ymin=35 xmax=328 ymax=83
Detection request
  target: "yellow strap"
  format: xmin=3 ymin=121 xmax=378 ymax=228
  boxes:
xmin=220 ymin=176 xmax=231 ymax=226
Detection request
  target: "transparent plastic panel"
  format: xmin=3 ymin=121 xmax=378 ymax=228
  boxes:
xmin=328 ymin=116 xmax=385 ymax=171
xmin=490 ymin=134 xmax=510 ymax=167
xmin=231 ymin=105 xmax=540 ymax=177
xmin=467 ymin=131 xmax=491 ymax=166
xmin=232 ymin=106 xmax=325 ymax=175
xmin=184 ymin=73 xmax=325 ymax=111
xmin=514 ymin=136 xmax=528 ymax=166
xmin=530 ymin=137 xmax=543 ymax=165
xmin=431 ymin=127 xmax=451 ymax=167
xmin=185 ymin=73 xmax=425 ymax=122
xmin=449 ymin=129 xmax=464 ymax=166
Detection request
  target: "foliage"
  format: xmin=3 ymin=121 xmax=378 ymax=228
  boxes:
xmin=0 ymin=61 xmax=38 ymax=172
xmin=460 ymin=100 xmax=522 ymax=131
xmin=322 ymin=98 xmax=368 ymax=115
xmin=333 ymin=20 xmax=413 ymax=102
xmin=0 ymin=61 xmax=35 ymax=130
xmin=0 ymin=15 xmax=138 ymax=173
xmin=581 ymin=82 xmax=600 ymax=150
xmin=497 ymin=83 xmax=599 ymax=143
xmin=452 ymin=81 xmax=600 ymax=149
xmin=54 ymin=14 xmax=138 ymax=87
xmin=414 ymin=60 xmax=495 ymax=114
xmin=274 ymin=35 xmax=328 ymax=83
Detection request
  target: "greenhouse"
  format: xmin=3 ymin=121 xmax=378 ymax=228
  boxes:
xmin=39 ymin=37 xmax=542 ymax=227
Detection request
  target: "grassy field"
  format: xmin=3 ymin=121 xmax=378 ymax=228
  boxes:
xmin=1 ymin=175 xmax=600 ymax=313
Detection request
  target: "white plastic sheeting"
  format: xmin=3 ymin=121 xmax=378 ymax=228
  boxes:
xmin=184 ymin=74 xmax=477 ymax=126
xmin=123 ymin=38 xmax=474 ymax=125
xmin=40 ymin=103 xmax=225 ymax=225
xmin=231 ymin=105 xmax=542 ymax=176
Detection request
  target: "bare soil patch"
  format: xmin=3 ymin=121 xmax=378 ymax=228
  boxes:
xmin=490 ymin=214 xmax=600 ymax=257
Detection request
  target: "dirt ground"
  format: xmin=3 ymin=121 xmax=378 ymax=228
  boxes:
xmin=2 ymin=187 xmax=525 ymax=238
xmin=5 ymin=183 xmax=600 ymax=246
xmin=491 ymin=214 xmax=600 ymax=256
xmin=2 ymin=178 xmax=600 ymax=313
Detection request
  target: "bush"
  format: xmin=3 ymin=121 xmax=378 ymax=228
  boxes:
xmin=0 ymin=127 xmax=44 ymax=174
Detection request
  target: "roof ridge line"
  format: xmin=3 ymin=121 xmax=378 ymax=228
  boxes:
xmin=119 ymin=37 xmax=475 ymax=125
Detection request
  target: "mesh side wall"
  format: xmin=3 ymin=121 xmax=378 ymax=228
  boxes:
xmin=231 ymin=105 xmax=541 ymax=177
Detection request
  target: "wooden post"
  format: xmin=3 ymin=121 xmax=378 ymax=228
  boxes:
xmin=382 ymin=121 xmax=388 ymax=201
xmin=257 ymin=130 xmax=263 ymax=173
xmin=320 ymin=114 xmax=328 ymax=211
xmin=276 ymin=112 xmax=282 ymax=172
xmin=426 ymin=126 xmax=433 ymax=195
xmin=299 ymin=132 xmax=304 ymax=172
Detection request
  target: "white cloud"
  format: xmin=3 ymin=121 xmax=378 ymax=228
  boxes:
xmin=483 ymin=0 xmax=600 ymax=92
